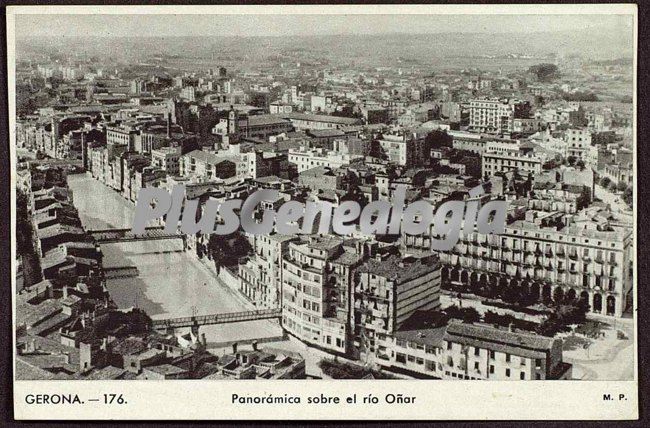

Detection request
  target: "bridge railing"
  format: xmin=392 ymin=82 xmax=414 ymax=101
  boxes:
xmin=151 ymin=308 xmax=282 ymax=328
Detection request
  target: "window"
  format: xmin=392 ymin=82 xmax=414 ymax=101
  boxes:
xmin=536 ymin=373 xmax=541 ymax=380
xmin=490 ymin=350 xmax=496 ymax=360
xmin=447 ymin=342 xmax=452 ymax=350
xmin=474 ymin=362 xmax=480 ymax=371
xmin=520 ymin=372 xmax=525 ymax=380
xmin=474 ymin=347 xmax=480 ymax=356
xmin=505 ymin=354 xmax=511 ymax=363
xmin=489 ymin=365 xmax=494 ymax=374
xmin=396 ymin=353 xmax=406 ymax=364
xmin=505 ymin=368 xmax=510 ymax=377
xmin=535 ymin=358 xmax=542 ymax=369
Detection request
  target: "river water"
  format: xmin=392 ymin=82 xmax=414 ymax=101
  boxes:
xmin=67 ymin=174 xmax=281 ymax=346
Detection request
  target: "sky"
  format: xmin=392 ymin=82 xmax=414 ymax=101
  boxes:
xmin=14 ymin=13 xmax=634 ymax=38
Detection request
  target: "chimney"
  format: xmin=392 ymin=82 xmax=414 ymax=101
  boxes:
xmin=252 ymin=340 xmax=258 ymax=351
xmin=232 ymin=342 xmax=238 ymax=354
xmin=166 ymin=112 xmax=172 ymax=138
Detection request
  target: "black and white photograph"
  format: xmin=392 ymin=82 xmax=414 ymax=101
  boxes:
xmin=7 ymin=4 xmax=639 ymax=421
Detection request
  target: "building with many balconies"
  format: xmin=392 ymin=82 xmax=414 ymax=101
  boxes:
xmin=353 ymin=253 xmax=442 ymax=359
xmin=281 ymin=236 xmax=366 ymax=355
xmin=409 ymin=208 xmax=634 ymax=317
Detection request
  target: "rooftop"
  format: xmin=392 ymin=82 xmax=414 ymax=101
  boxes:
xmin=360 ymin=254 xmax=440 ymax=283
xmin=279 ymin=112 xmax=362 ymax=125
xmin=444 ymin=321 xmax=556 ymax=359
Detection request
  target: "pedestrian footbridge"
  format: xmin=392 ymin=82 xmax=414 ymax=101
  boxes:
xmin=88 ymin=226 xmax=183 ymax=244
xmin=151 ymin=308 xmax=282 ymax=330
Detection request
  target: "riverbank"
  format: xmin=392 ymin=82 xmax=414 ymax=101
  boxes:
xmin=67 ymin=174 xmax=283 ymax=345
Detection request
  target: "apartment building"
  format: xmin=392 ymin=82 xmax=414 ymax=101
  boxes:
xmin=469 ymin=98 xmax=530 ymax=135
xmin=376 ymin=133 xmax=425 ymax=167
xmin=288 ymin=147 xmax=363 ymax=173
xmin=374 ymin=321 xmax=571 ymax=380
xmin=281 ymin=237 xmax=365 ymax=355
xmin=422 ymin=209 xmax=634 ymax=317
xmin=151 ymin=147 xmax=181 ymax=176
xmin=482 ymin=150 xmax=543 ymax=178
xmin=353 ymin=254 xmax=442 ymax=358
xmin=106 ymin=123 xmax=140 ymax=150
xmin=179 ymin=150 xmax=257 ymax=181
xmin=239 ymin=233 xmax=299 ymax=308
xmin=564 ymin=128 xmax=598 ymax=165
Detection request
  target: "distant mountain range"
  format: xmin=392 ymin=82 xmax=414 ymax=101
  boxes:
xmin=17 ymin=26 xmax=634 ymax=64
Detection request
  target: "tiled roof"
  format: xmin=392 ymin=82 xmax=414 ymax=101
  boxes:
xmin=444 ymin=321 xmax=555 ymax=359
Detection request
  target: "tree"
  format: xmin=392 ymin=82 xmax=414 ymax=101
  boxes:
xmin=616 ymin=182 xmax=627 ymax=192
xmin=623 ymin=187 xmax=633 ymax=207
xmin=207 ymin=231 xmax=253 ymax=271
xmin=536 ymin=315 xmax=564 ymax=337
xmin=600 ymin=177 xmax=612 ymax=188
xmin=566 ymin=156 xmax=577 ymax=166
xmin=425 ymin=129 xmax=452 ymax=150
xmin=562 ymin=91 xmax=599 ymax=102
xmin=443 ymin=305 xmax=481 ymax=324
xmin=543 ymin=158 xmax=560 ymax=170
xmin=528 ymin=63 xmax=559 ymax=82
xmin=592 ymin=131 xmax=617 ymax=146
xmin=368 ymin=140 xmax=388 ymax=160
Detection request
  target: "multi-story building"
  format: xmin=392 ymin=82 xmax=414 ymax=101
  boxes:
xmin=269 ymin=101 xmax=293 ymax=114
xmin=179 ymin=150 xmax=240 ymax=181
xmin=482 ymin=150 xmax=543 ymax=178
xmin=354 ymin=253 xmax=442 ymax=358
xmin=281 ymin=237 xmax=365 ymax=355
xmin=106 ymin=123 xmax=140 ymax=150
xmin=375 ymin=321 xmax=572 ymax=380
xmin=288 ymin=147 xmax=363 ymax=173
xmin=239 ymin=234 xmax=299 ymax=308
xmin=377 ymin=132 xmax=426 ymax=167
xmin=212 ymin=112 xmax=294 ymax=142
xmin=424 ymin=209 xmax=633 ymax=317
xmin=469 ymin=98 xmax=530 ymax=135
xmin=564 ymin=128 xmax=597 ymax=165
xmin=151 ymin=147 xmax=181 ymax=176
xmin=440 ymin=322 xmax=572 ymax=380
xmin=279 ymin=112 xmax=362 ymax=131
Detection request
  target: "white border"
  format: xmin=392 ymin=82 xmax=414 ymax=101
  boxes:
xmin=7 ymin=4 xmax=639 ymax=421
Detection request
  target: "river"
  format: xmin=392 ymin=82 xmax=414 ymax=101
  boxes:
xmin=67 ymin=173 xmax=282 ymax=346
